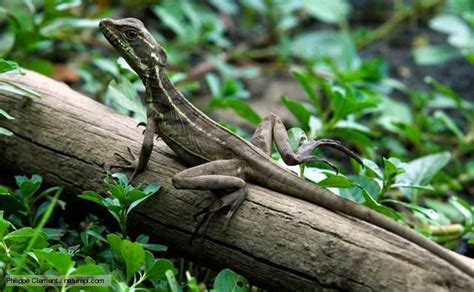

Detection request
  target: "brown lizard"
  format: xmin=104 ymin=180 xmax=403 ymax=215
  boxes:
xmin=99 ymin=18 xmax=474 ymax=277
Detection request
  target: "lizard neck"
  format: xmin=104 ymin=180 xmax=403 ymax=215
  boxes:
xmin=143 ymin=65 xmax=185 ymax=117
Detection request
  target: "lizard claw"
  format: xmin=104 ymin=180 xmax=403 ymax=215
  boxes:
xmin=189 ymin=187 xmax=247 ymax=246
xmin=296 ymin=138 xmax=363 ymax=168
xmin=109 ymin=147 xmax=140 ymax=181
xmin=137 ymin=122 xmax=147 ymax=135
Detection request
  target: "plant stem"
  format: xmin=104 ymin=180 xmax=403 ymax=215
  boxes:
xmin=356 ymin=0 xmax=444 ymax=48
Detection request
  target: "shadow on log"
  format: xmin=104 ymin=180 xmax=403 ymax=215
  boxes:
xmin=0 ymin=71 xmax=472 ymax=291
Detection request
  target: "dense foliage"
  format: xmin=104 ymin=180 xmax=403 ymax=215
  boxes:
xmin=0 ymin=0 xmax=473 ymax=290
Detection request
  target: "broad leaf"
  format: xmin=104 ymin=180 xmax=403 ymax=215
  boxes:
xmin=34 ymin=250 xmax=73 ymax=275
xmin=146 ymin=258 xmax=176 ymax=280
xmin=120 ymin=239 xmax=145 ymax=282
xmin=396 ymin=152 xmax=451 ymax=187
xmin=361 ymin=188 xmax=405 ymax=222
xmin=280 ymin=95 xmax=311 ymax=127
xmin=318 ymin=176 xmax=353 ymax=188
xmin=302 ymin=0 xmax=350 ymax=24
xmin=213 ymin=269 xmax=249 ymax=292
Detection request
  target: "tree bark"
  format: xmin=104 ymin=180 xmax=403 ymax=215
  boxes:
xmin=0 ymin=71 xmax=472 ymax=291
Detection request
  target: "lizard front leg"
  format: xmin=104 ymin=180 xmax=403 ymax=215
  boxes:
xmin=251 ymin=113 xmax=361 ymax=169
xmin=172 ymin=159 xmax=247 ymax=243
xmin=112 ymin=109 xmax=157 ymax=181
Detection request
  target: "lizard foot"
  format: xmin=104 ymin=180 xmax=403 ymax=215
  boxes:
xmin=137 ymin=122 xmax=146 ymax=135
xmin=110 ymin=147 xmax=140 ymax=181
xmin=295 ymin=138 xmax=363 ymax=171
xmin=189 ymin=187 xmax=247 ymax=245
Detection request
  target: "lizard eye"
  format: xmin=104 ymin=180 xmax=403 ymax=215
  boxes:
xmin=124 ymin=29 xmax=138 ymax=40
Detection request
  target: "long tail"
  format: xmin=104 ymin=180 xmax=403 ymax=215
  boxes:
xmin=267 ymin=167 xmax=474 ymax=277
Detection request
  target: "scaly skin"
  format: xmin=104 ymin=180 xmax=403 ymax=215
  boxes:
xmin=99 ymin=18 xmax=474 ymax=277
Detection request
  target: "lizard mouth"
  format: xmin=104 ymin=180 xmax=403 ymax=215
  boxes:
xmin=99 ymin=19 xmax=124 ymax=49
xmin=99 ymin=19 xmax=137 ymax=62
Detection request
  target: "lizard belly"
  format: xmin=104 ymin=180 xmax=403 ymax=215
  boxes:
xmin=156 ymin=120 xmax=237 ymax=165
xmin=159 ymin=134 xmax=208 ymax=166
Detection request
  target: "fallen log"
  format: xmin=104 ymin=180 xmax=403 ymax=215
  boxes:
xmin=0 ymin=71 xmax=472 ymax=291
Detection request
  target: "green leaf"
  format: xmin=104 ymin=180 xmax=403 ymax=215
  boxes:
xmin=383 ymin=158 xmax=404 ymax=179
xmin=141 ymin=243 xmax=167 ymax=252
xmin=434 ymin=110 xmax=467 ymax=142
xmin=106 ymin=234 xmax=122 ymax=256
xmin=206 ymin=73 xmax=221 ymax=97
xmin=143 ymin=182 xmax=161 ymax=195
xmin=34 ymin=250 xmax=73 ymax=275
xmin=22 ymin=59 xmax=54 ymax=76
xmin=146 ymin=259 xmax=176 ymax=280
xmin=70 ymin=264 xmax=104 ymax=276
xmin=318 ymin=176 xmax=354 ymax=188
xmin=121 ymin=239 xmax=145 ymax=282
xmin=104 ymin=77 xmax=146 ymax=122
xmin=302 ymin=0 xmax=350 ymax=24
xmin=0 ymin=59 xmax=20 ymax=74
xmin=213 ymin=269 xmax=249 ymax=292
xmin=287 ymin=127 xmax=307 ymax=152
xmin=124 ymin=189 xmax=147 ymax=204
xmin=425 ymin=77 xmax=464 ymax=105
xmin=5 ymin=227 xmax=48 ymax=250
xmin=329 ymin=87 xmax=378 ymax=122
xmin=360 ymin=188 xmax=405 ymax=221
xmin=153 ymin=6 xmax=187 ymax=37
xmin=16 ymin=174 xmax=42 ymax=197
xmin=290 ymin=31 xmax=357 ymax=70
xmin=40 ymin=18 xmax=100 ymax=36
xmin=78 ymin=191 xmax=105 ymax=206
xmin=425 ymin=198 xmax=466 ymax=223
xmin=93 ymin=58 xmax=120 ymax=77
xmin=429 ymin=14 xmax=472 ymax=49
xmin=390 ymin=183 xmax=434 ymax=192
xmin=0 ymin=108 xmax=15 ymax=120
xmin=55 ymin=0 xmax=82 ymax=10
xmin=4 ymin=227 xmax=33 ymax=242
xmin=0 ymin=217 xmax=11 ymax=240
xmin=280 ymin=95 xmax=311 ymax=128
xmin=361 ymin=158 xmax=383 ymax=179
xmin=449 ymin=197 xmax=473 ymax=227
xmin=430 ymin=14 xmax=470 ymax=36
xmin=0 ymin=126 xmax=13 ymax=136
xmin=396 ymin=152 xmax=451 ymax=186
xmin=383 ymin=200 xmax=446 ymax=226
xmin=108 ymin=184 xmax=126 ymax=202
xmin=328 ymin=128 xmax=374 ymax=150
xmin=127 ymin=192 xmax=157 ymax=215
xmin=292 ymin=71 xmax=321 ymax=113
xmin=209 ymin=98 xmax=261 ymax=125
xmin=166 ymin=269 xmax=179 ymax=292
xmin=413 ymin=46 xmax=459 ymax=65
xmin=186 ymin=271 xmax=200 ymax=292
xmin=112 ymin=173 xmax=129 ymax=187
xmin=0 ymin=80 xmax=42 ymax=99
xmin=0 ymin=185 xmax=12 ymax=195
xmin=339 ymin=175 xmax=379 ymax=203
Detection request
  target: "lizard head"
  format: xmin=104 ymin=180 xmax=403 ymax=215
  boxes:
xmin=99 ymin=18 xmax=167 ymax=78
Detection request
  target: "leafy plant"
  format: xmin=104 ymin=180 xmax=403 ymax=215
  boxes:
xmin=79 ymin=173 xmax=160 ymax=237
xmin=414 ymin=0 xmax=474 ymax=64
xmin=0 ymin=58 xmax=42 ymax=136
xmin=0 ymin=174 xmax=250 ymax=290
xmin=0 ymin=174 xmax=63 ymax=227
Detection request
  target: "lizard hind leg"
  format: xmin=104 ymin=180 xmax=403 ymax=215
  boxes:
xmin=172 ymin=159 xmax=248 ymax=244
xmin=253 ymin=113 xmax=362 ymax=168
